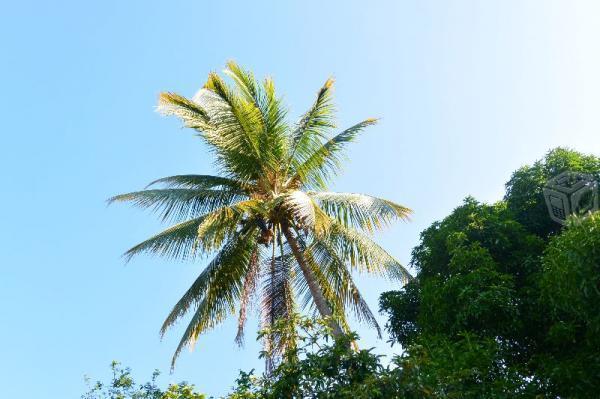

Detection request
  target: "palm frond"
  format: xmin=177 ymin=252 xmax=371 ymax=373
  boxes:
xmin=187 ymin=86 xmax=263 ymax=181
xmin=262 ymin=252 xmax=295 ymax=327
xmin=235 ymin=248 xmax=261 ymax=345
xmin=122 ymin=217 xmax=204 ymax=262
xmin=146 ymin=174 xmax=249 ymax=192
xmin=258 ymin=77 xmax=289 ymax=171
xmin=195 ymin=199 xmax=262 ymax=253
xmin=122 ymin=199 xmax=261 ymax=262
xmin=223 ymin=61 xmax=260 ymax=104
xmin=164 ymin=227 xmax=258 ymax=368
xmin=318 ymin=221 xmax=412 ymax=283
xmin=224 ymin=61 xmax=289 ymax=169
xmin=287 ymin=78 xmax=336 ymax=170
xmin=310 ymin=238 xmax=381 ymax=337
xmin=309 ymin=191 xmax=411 ymax=232
xmin=108 ymin=188 xmax=246 ymax=222
xmin=292 ymin=119 xmax=378 ymax=189
xmin=157 ymin=92 xmax=211 ymax=131
xmin=203 ymin=72 xmax=263 ymax=158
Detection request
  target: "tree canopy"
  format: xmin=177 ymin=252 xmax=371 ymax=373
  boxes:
xmin=381 ymin=148 xmax=600 ymax=397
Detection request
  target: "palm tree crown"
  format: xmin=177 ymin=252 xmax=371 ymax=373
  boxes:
xmin=110 ymin=62 xmax=412 ymax=368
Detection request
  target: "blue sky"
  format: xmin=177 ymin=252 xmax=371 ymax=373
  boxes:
xmin=1 ymin=1 xmax=600 ymax=397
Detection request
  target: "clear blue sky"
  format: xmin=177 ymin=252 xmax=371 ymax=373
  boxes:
xmin=1 ymin=1 xmax=599 ymax=397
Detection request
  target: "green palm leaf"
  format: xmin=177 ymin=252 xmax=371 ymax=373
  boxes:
xmin=108 ymin=188 xmax=245 ymax=222
xmin=224 ymin=61 xmax=289 ymax=153
xmin=309 ymin=238 xmax=382 ymax=337
xmin=195 ymin=199 xmax=263 ymax=252
xmin=319 ymin=221 xmax=412 ymax=282
xmin=310 ymin=191 xmax=412 ymax=232
xmin=291 ymin=119 xmax=378 ymax=189
xmin=223 ymin=61 xmax=260 ymax=105
xmin=146 ymin=174 xmax=249 ymax=192
xmin=202 ymin=72 xmax=263 ymax=159
xmin=157 ymin=92 xmax=211 ymax=130
xmin=122 ymin=217 xmax=205 ymax=262
xmin=163 ymin=227 xmax=258 ymax=367
xmin=287 ymin=78 xmax=336 ymax=169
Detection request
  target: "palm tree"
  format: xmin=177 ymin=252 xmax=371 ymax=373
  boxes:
xmin=110 ymin=62 xmax=411 ymax=369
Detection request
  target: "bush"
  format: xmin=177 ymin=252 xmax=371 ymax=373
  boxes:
xmin=82 ymin=361 xmax=205 ymax=399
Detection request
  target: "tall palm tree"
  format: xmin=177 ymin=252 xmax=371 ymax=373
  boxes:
xmin=110 ymin=62 xmax=411 ymax=369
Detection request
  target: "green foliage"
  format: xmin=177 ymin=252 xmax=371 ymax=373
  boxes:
xmin=381 ymin=198 xmax=545 ymax=350
xmin=504 ymin=147 xmax=600 ymax=238
xmin=396 ymin=334 xmax=536 ymax=398
xmin=84 ymin=321 xmax=399 ymax=399
xmin=83 ymin=361 xmax=205 ymax=399
xmin=81 ymin=322 xmax=533 ymax=399
xmin=111 ymin=62 xmax=411 ymax=367
xmin=418 ymin=242 xmax=519 ymax=339
xmin=380 ymin=199 xmax=547 ymax=396
xmin=223 ymin=316 xmax=539 ymax=398
xmin=225 ymin=317 xmax=401 ymax=399
xmin=536 ymin=213 xmax=600 ymax=397
xmin=381 ymin=148 xmax=600 ymax=397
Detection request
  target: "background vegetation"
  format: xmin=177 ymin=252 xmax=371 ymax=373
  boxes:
xmin=88 ymin=148 xmax=600 ymax=398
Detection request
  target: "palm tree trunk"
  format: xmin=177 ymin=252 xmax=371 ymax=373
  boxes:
xmin=281 ymin=225 xmax=344 ymax=338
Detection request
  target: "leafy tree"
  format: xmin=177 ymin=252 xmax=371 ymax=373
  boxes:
xmin=537 ymin=213 xmax=600 ymax=398
xmin=110 ymin=62 xmax=411 ymax=368
xmin=395 ymin=334 xmax=534 ymax=399
xmin=381 ymin=198 xmax=545 ymax=348
xmin=381 ymin=148 xmax=600 ymax=397
xmin=381 ymin=199 xmax=546 ymax=396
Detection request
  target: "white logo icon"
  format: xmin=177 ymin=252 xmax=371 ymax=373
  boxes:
xmin=544 ymin=172 xmax=598 ymax=225
xmin=543 ymin=171 xmax=599 ymax=225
